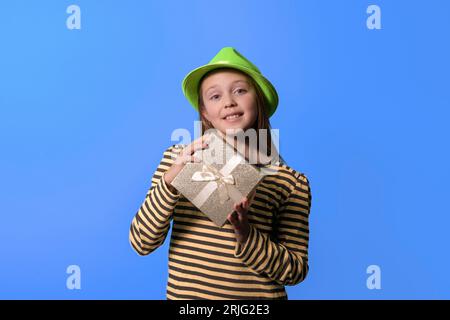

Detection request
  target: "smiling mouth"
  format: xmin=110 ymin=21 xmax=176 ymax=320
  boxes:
xmin=223 ymin=113 xmax=244 ymax=121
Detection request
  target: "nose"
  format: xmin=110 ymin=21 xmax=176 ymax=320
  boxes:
xmin=223 ymin=93 xmax=237 ymax=108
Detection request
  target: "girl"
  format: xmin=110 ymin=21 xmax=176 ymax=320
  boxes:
xmin=129 ymin=47 xmax=312 ymax=300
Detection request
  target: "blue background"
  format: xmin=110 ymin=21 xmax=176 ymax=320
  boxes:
xmin=1 ymin=0 xmax=449 ymax=299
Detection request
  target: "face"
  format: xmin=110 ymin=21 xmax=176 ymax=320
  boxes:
xmin=200 ymin=70 xmax=258 ymax=135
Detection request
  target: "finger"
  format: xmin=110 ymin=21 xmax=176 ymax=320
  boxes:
xmin=227 ymin=211 xmax=239 ymax=226
xmin=191 ymin=139 xmax=210 ymax=155
xmin=176 ymin=155 xmax=201 ymax=165
xmin=193 ymin=134 xmax=209 ymax=145
xmin=241 ymin=197 xmax=249 ymax=210
xmin=182 ymin=140 xmax=203 ymax=156
xmin=182 ymin=135 xmax=209 ymax=155
xmin=182 ymin=142 xmax=209 ymax=160
xmin=237 ymin=202 xmax=250 ymax=223
xmin=186 ymin=155 xmax=201 ymax=163
xmin=235 ymin=202 xmax=246 ymax=216
xmin=190 ymin=155 xmax=202 ymax=163
xmin=233 ymin=204 xmax=244 ymax=219
xmin=237 ymin=197 xmax=248 ymax=211
xmin=235 ymin=212 xmax=247 ymax=229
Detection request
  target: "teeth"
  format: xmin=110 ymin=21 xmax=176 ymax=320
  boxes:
xmin=225 ymin=114 xmax=242 ymax=120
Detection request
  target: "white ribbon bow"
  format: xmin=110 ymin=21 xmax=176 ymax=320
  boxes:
xmin=191 ymin=163 xmax=236 ymax=204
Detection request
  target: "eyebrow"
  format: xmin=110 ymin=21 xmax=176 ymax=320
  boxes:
xmin=204 ymin=80 xmax=249 ymax=95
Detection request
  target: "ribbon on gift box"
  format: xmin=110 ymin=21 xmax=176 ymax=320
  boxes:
xmin=191 ymin=155 xmax=244 ymax=207
xmin=191 ymin=163 xmax=235 ymax=204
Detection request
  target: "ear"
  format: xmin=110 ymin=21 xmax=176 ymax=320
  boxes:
xmin=201 ymin=109 xmax=211 ymax=122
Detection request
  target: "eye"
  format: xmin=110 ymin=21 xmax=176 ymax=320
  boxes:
xmin=210 ymin=94 xmax=220 ymax=101
xmin=235 ymin=88 xmax=247 ymax=95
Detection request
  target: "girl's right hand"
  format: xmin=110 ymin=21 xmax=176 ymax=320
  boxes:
xmin=163 ymin=134 xmax=210 ymax=190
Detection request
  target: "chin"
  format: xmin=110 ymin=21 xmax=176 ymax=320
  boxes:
xmin=215 ymin=118 xmax=254 ymax=134
xmin=221 ymin=119 xmax=248 ymax=128
xmin=222 ymin=127 xmax=249 ymax=137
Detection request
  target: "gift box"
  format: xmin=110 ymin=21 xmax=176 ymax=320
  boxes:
xmin=171 ymin=130 xmax=264 ymax=227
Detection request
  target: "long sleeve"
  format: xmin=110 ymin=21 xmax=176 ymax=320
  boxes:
xmin=129 ymin=145 xmax=182 ymax=256
xmin=234 ymin=173 xmax=312 ymax=286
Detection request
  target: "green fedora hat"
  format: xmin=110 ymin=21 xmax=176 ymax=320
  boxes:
xmin=182 ymin=47 xmax=279 ymax=117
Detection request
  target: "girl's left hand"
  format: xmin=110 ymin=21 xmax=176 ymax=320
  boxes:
xmin=227 ymin=190 xmax=256 ymax=245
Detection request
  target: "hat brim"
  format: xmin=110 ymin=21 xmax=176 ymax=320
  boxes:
xmin=182 ymin=63 xmax=278 ymax=118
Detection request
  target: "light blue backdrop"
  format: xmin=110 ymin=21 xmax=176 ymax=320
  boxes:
xmin=1 ymin=0 xmax=449 ymax=299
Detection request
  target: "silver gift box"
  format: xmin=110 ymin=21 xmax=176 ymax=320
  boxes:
xmin=171 ymin=131 xmax=264 ymax=227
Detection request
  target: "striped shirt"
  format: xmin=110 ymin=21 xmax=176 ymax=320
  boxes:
xmin=129 ymin=144 xmax=312 ymax=300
